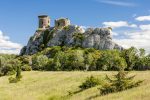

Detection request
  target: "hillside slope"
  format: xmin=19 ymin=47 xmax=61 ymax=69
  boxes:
xmin=0 ymin=71 xmax=150 ymax=100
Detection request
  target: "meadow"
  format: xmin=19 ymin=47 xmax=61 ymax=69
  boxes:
xmin=0 ymin=71 xmax=150 ymax=100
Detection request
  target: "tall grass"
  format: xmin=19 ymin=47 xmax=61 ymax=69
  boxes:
xmin=0 ymin=71 xmax=150 ymax=100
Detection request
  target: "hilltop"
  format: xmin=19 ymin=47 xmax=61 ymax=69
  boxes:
xmin=20 ymin=15 xmax=123 ymax=55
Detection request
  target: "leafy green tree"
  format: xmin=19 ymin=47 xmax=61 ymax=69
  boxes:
xmin=0 ymin=58 xmax=1 ymax=68
xmin=134 ymin=49 xmax=150 ymax=70
xmin=8 ymin=60 xmax=22 ymax=83
xmin=84 ymin=53 xmax=93 ymax=71
xmin=67 ymin=50 xmax=85 ymax=70
xmin=121 ymin=47 xmax=138 ymax=70
xmin=1 ymin=59 xmax=20 ymax=75
xmin=96 ymin=50 xmax=127 ymax=71
xmin=88 ymin=50 xmax=101 ymax=70
xmin=32 ymin=55 xmax=49 ymax=70
xmin=16 ymin=65 xmax=22 ymax=79
xmin=51 ymin=52 xmax=62 ymax=71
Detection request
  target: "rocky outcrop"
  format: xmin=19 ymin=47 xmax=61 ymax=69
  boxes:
xmin=20 ymin=25 xmax=123 ymax=55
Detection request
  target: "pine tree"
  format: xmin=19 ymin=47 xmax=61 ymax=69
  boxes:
xmin=100 ymin=71 xmax=143 ymax=95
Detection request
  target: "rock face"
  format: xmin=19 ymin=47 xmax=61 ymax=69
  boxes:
xmin=20 ymin=17 xmax=123 ymax=55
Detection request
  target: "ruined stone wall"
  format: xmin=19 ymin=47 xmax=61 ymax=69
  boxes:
xmin=55 ymin=18 xmax=70 ymax=28
xmin=38 ymin=15 xmax=50 ymax=29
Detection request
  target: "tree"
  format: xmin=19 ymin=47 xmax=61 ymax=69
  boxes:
xmin=139 ymin=48 xmax=145 ymax=57
xmin=16 ymin=66 xmax=22 ymax=79
xmin=96 ymin=50 xmax=127 ymax=71
xmin=121 ymin=47 xmax=138 ymax=70
xmin=99 ymin=71 xmax=143 ymax=95
xmin=83 ymin=51 xmax=94 ymax=71
xmin=32 ymin=55 xmax=49 ymax=70
xmin=52 ymin=52 xmax=62 ymax=71
xmin=88 ymin=50 xmax=101 ymax=70
xmin=0 ymin=58 xmax=1 ymax=68
xmin=8 ymin=59 xmax=22 ymax=83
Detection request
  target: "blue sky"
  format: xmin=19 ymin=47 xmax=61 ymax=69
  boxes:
xmin=0 ymin=0 xmax=150 ymax=54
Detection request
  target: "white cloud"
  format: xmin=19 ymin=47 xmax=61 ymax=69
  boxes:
xmin=130 ymin=24 xmax=137 ymax=28
xmin=114 ymin=30 xmax=150 ymax=53
xmin=95 ymin=0 xmax=137 ymax=7
xmin=103 ymin=21 xmax=137 ymax=28
xmin=0 ymin=30 xmax=22 ymax=54
xmin=135 ymin=15 xmax=150 ymax=21
xmin=139 ymin=24 xmax=150 ymax=30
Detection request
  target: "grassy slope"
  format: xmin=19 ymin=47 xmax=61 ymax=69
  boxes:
xmin=0 ymin=71 xmax=150 ymax=100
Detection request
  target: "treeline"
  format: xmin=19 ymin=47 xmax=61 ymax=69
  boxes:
xmin=0 ymin=46 xmax=150 ymax=76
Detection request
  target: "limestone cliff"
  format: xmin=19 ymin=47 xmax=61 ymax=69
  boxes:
xmin=20 ymin=17 xmax=123 ymax=55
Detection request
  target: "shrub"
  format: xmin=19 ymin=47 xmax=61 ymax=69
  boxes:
xmin=63 ymin=26 xmax=70 ymax=31
xmin=49 ymin=46 xmax=61 ymax=58
xmin=21 ymin=65 xmax=32 ymax=71
xmin=99 ymin=71 xmax=143 ymax=95
xmin=1 ymin=64 xmax=15 ymax=75
xmin=0 ymin=71 xmax=3 ymax=77
xmin=73 ymin=32 xmax=85 ymax=47
xmin=8 ymin=77 xmax=19 ymax=83
xmin=6 ymin=70 xmax=16 ymax=76
xmin=8 ymin=66 xmax=22 ymax=83
xmin=79 ymin=76 xmax=102 ymax=90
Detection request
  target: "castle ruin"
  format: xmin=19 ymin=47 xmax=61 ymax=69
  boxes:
xmin=55 ymin=18 xmax=70 ymax=28
xmin=38 ymin=15 xmax=50 ymax=29
xmin=20 ymin=15 xmax=123 ymax=55
xmin=38 ymin=15 xmax=70 ymax=29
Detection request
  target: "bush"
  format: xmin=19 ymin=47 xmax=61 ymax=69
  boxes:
xmin=63 ymin=26 xmax=70 ymax=31
xmin=21 ymin=65 xmax=32 ymax=71
xmin=6 ymin=70 xmax=16 ymax=76
xmin=99 ymin=71 xmax=143 ymax=95
xmin=1 ymin=64 xmax=15 ymax=75
xmin=8 ymin=77 xmax=19 ymax=83
xmin=0 ymin=71 xmax=4 ymax=77
xmin=79 ymin=76 xmax=102 ymax=90
xmin=8 ymin=66 xmax=22 ymax=83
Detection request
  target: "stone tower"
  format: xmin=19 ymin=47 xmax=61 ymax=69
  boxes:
xmin=38 ymin=15 xmax=50 ymax=29
xmin=55 ymin=18 xmax=70 ymax=28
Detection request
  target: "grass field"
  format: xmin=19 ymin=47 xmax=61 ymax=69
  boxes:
xmin=0 ymin=71 xmax=150 ymax=100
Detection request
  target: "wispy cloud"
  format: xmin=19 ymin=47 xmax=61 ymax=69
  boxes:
xmin=135 ymin=15 xmax=150 ymax=21
xmin=103 ymin=21 xmax=137 ymax=28
xmin=95 ymin=0 xmax=137 ymax=7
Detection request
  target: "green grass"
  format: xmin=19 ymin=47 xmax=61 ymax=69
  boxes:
xmin=0 ymin=71 xmax=150 ymax=100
